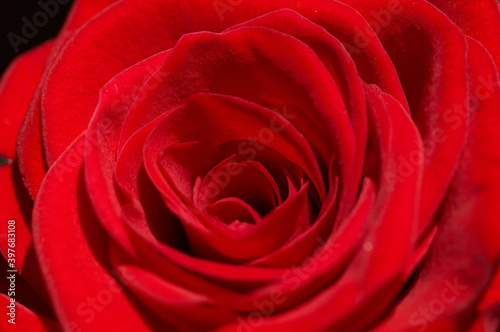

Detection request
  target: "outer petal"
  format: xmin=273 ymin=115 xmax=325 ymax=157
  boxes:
xmin=371 ymin=36 xmax=500 ymax=332
xmin=427 ymin=0 xmax=500 ymax=69
xmin=32 ymin=134 xmax=166 ymax=331
xmin=0 ymin=40 xmax=52 ymax=159
xmin=15 ymin=0 xmax=120 ymax=198
xmin=0 ymin=294 xmax=60 ymax=332
xmin=0 ymin=42 xmax=54 ymax=307
xmin=341 ymin=0 xmax=470 ymax=244
xmin=38 ymin=0 xmax=403 ymax=168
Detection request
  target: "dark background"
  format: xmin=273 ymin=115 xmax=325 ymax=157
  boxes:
xmin=0 ymin=0 xmax=74 ymax=75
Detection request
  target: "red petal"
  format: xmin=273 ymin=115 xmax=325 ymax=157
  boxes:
xmin=0 ymin=42 xmax=55 ymax=310
xmin=371 ymin=36 xmax=500 ymax=332
xmin=427 ymin=0 xmax=500 ymax=69
xmin=0 ymin=294 xmax=60 ymax=331
xmin=33 ymin=135 xmax=165 ymax=331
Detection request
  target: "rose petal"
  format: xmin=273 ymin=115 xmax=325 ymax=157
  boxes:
xmin=0 ymin=42 xmax=55 ymax=312
xmin=370 ymin=36 xmax=500 ymax=332
xmin=427 ymin=0 xmax=500 ymax=69
xmin=33 ymin=134 xmax=166 ymax=331
xmin=341 ymin=0 xmax=470 ymax=241
xmin=0 ymin=294 xmax=59 ymax=332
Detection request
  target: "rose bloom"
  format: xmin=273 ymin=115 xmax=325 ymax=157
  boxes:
xmin=1 ymin=0 xmax=500 ymax=331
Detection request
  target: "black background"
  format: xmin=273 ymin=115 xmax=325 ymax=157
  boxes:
xmin=0 ymin=0 xmax=74 ymax=75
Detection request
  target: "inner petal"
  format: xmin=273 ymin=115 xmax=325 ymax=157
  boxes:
xmin=197 ymin=160 xmax=280 ymax=217
xmin=205 ymin=197 xmax=261 ymax=225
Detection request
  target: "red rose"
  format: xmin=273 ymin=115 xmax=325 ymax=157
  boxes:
xmin=1 ymin=0 xmax=500 ymax=331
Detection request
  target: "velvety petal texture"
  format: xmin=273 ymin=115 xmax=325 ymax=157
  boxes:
xmin=1 ymin=0 xmax=499 ymax=331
